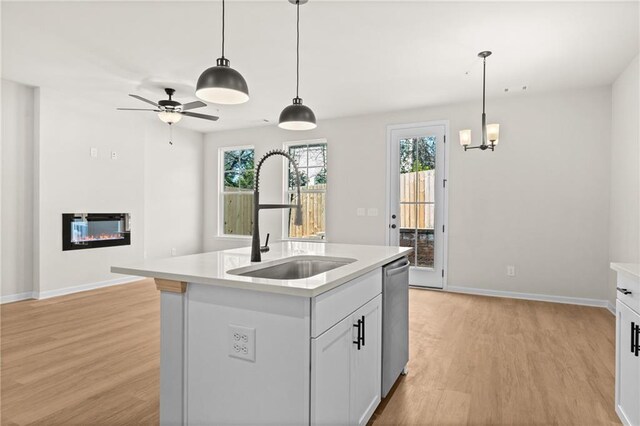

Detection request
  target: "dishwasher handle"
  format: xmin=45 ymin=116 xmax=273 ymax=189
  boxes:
xmin=385 ymin=259 xmax=410 ymax=277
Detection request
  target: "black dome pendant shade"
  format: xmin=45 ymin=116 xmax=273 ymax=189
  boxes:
xmin=279 ymin=97 xmax=316 ymax=130
xmin=196 ymin=0 xmax=249 ymax=105
xmin=279 ymin=0 xmax=316 ymax=131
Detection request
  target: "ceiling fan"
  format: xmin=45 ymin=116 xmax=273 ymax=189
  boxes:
xmin=117 ymin=88 xmax=219 ymax=124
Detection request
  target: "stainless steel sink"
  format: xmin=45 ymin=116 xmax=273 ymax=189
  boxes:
xmin=229 ymin=256 xmax=356 ymax=280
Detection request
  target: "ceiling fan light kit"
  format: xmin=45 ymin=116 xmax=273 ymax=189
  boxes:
xmin=196 ymin=0 xmax=250 ymax=105
xmin=460 ymin=51 xmax=501 ymax=151
xmin=158 ymin=111 xmax=183 ymax=124
xmin=278 ymin=0 xmax=317 ymax=131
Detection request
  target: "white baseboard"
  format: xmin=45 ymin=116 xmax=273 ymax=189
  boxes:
xmin=607 ymin=301 xmax=616 ymax=315
xmin=1 ymin=291 xmax=37 ymax=304
xmin=447 ymin=285 xmax=611 ymax=309
xmin=35 ymin=276 xmax=145 ymax=300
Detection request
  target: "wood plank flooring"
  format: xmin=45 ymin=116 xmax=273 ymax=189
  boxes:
xmin=372 ymin=289 xmax=619 ymax=426
xmin=1 ymin=280 xmax=160 ymax=425
xmin=1 ymin=280 xmax=618 ymax=425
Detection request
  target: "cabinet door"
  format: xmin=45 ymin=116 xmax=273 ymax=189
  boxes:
xmin=616 ymin=301 xmax=640 ymax=426
xmin=311 ymin=313 xmax=354 ymax=426
xmin=351 ymin=295 xmax=382 ymax=426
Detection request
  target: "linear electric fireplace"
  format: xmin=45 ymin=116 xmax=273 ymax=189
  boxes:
xmin=62 ymin=213 xmax=131 ymax=251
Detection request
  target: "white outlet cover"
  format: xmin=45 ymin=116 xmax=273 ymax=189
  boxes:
xmin=507 ymin=265 xmax=516 ymax=276
xmin=228 ymin=324 xmax=255 ymax=362
xmin=111 ymin=151 xmax=117 ymax=160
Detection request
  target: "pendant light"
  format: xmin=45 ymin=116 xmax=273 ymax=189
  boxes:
xmin=279 ymin=0 xmax=316 ymax=131
xmin=196 ymin=0 xmax=249 ymax=105
xmin=460 ymin=51 xmax=500 ymax=151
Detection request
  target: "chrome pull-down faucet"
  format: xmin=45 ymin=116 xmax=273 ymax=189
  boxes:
xmin=251 ymin=150 xmax=303 ymax=262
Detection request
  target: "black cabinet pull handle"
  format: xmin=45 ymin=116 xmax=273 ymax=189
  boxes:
xmin=633 ymin=321 xmax=636 ymax=354
xmin=353 ymin=319 xmax=362 ymax=350
xmin=635 ymin=323 xmax=640 ymax=357
xmin=617 ymin=287 xmax=632 ymax=295
xmin=360 ymin=315 xmax=365 ymax=347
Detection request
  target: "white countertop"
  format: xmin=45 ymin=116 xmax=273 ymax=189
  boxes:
xmin=111 ymin=242 xmax=412 ymax=297
xmin=611 ymin=262 xmax=640 ymax=280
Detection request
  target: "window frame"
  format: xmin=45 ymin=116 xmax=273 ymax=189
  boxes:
xmin=281 ymin=139 xmax=328 ymax=242
xmin=218 ymin=145 xmax=255 ymax=239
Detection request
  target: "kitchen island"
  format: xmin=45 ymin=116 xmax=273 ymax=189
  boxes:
xmin=112 ymin=242 xmax=411 ymax=426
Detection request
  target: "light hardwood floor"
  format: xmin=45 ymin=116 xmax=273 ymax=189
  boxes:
xmin=1 ymin=280 xmax=618 ymax=425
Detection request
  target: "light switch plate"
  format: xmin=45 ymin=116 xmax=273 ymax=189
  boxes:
xmin=111 ymin=151 xmax=118 ymax=160
xmin=367 ymin=208 xmax=379 ymax=217
xmin=356 ymin=208 xmax=365 ymax=217
xmin=228 ymin=324 xmax=256 ymax=362
xmin=90 ymin=147 xmax=98 ymax=158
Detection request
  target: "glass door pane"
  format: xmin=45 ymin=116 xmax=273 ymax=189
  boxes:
xmin=398 ymin=136 xmax=436 ymax=268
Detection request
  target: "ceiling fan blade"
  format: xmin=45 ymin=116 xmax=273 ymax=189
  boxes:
xmin=117 ymin=108 xmax=160 ymax=111
xmin=129 ymin=94 xmax=159 ymax=107
xmin=181 ymin=111 xmax=219 ymax=121
xmin=180 ymin=100 xmax=207 ymax=111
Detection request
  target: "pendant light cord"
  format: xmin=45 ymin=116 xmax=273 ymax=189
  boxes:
xmin=296 ymin=0 xmax=300 ymax=98
xmin=482 ymin=57 xmax=486 ymax=114
xmin=221 ymin=0 xmax=226 ymax=59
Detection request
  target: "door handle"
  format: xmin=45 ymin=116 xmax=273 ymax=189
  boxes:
xmin=391 ymin=224 xmax=397 ymax=229
xmin=617 ymin=287 xmax=632 ymax=295
xmin=353 ymin=319 xmax=362 ymax=350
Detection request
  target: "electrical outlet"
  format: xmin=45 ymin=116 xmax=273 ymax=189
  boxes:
xmin=507 ymin=265 xmax=516 ymax=277
xmin=228 ymin=324 xmax=255 ymax=362
xmin=171 ymin=248 xmax=177 ymax=256
xmin=111 ymin=151 xmax=118 ymax=160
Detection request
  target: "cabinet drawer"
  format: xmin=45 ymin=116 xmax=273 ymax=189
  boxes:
xmin=312 ymin=268 xmax=382 ymax=338
xmin=617 ymin=272 xmax=640 ymax=315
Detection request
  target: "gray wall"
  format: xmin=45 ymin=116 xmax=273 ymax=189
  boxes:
xmin=204 ymin=86 xmax=613 ymax=302
xmin=1 ymin=80 xmax=36 ymax=299
xmin=609 ymin=55 xmax=640 ymax=304
xmin=1 ymin=81 xmax=205 ymax=298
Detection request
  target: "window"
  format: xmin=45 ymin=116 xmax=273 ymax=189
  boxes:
xmin=285 ymin=141 xmax=327 ymax=240
xmin=220 ymin=147 xmax=254 ymax=236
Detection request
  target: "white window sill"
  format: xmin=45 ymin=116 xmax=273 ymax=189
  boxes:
xmin=215 ymin=235 xmax=252 ymax=241
xmin=281 ymin=238 xmax=327 ymax=244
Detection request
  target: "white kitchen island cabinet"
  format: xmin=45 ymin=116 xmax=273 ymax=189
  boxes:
xmin=112 ymin=242 xmax=410 ymax=426
xmin=312 ymin=294 xmax=382 ymax=426
xmin=612 ymin=263 xmax=640 ymax=426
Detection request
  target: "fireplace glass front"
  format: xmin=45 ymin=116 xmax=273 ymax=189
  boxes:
xmin=62 ymin=213 xmax=131 ymax=251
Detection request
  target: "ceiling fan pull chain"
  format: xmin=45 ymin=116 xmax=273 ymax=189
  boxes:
xmin=169 ymin=124 xmax=173 ymax=145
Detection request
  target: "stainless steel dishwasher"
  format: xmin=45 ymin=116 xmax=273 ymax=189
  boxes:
xmin=382 ymin=256 xmax=410 ymax=398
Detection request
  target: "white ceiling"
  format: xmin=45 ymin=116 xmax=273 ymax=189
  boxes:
xmin=2 ymin=1 xmax=638 ymax=133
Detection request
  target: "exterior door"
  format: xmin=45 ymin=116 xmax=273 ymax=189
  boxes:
xmin=388 ymin=123 xmax=447 ymax=288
